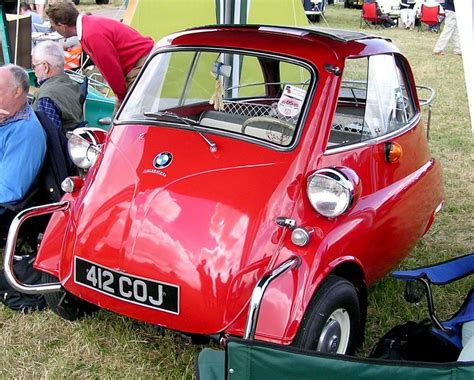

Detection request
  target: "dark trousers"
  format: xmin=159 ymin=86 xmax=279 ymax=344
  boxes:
xmin=0 ymin=209 xmax=15 ymax=243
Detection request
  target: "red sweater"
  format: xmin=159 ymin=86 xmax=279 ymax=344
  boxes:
xmin=80 ymin=15 xmax=154 ymax=101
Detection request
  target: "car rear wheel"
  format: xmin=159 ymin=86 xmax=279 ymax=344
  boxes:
xmin=42 ymin=272 xmax=99 ymax=321
xmin=293 ymin=275 xmax=361 ymax=355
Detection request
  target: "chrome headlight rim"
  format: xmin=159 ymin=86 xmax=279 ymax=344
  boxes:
xmin=307 ymin=168 xmax=355 ymax=218
xmin=67 ymin=128 xmax=103 ymax=170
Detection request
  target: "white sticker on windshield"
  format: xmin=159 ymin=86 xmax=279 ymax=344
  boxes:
xmin=277 ymin=85 xmax=306 ymax=118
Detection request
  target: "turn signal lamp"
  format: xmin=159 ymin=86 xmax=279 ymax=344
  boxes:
xmin=61 ymin=176 xmax=84 ymax=193
xmin=385 ymin=142 xmax=403 ymax=163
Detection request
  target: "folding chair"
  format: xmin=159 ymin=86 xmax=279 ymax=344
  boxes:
xmin=360 ymin=2 xmax=385 ymax=29
xmin=418 ymin=4 xmax=440 ymax=32
xmin=392 ymin=253 xmax=474 ymax=350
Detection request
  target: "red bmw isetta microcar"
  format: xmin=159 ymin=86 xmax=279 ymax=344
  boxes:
xmin=5 ymin=25 xmax=444 ymax=355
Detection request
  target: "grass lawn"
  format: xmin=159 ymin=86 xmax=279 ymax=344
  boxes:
xmin=0 ymin=4 xmax=472 ymax=379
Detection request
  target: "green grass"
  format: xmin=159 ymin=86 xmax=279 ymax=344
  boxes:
xmin=1 ymin=4 xmax=472 ymax=378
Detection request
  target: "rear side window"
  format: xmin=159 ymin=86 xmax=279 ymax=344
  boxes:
xmin=327 ymin=54 xmax=417 ymax=150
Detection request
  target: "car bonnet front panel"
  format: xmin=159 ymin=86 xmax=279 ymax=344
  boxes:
xmin=60 ymin=123 xmax=302 ymax=333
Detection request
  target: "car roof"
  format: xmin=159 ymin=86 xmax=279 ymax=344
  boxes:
xmin=158 ymin=24 xmax=397 ymax=62
xmin=190 ymin=24 xmax=391 ymax=43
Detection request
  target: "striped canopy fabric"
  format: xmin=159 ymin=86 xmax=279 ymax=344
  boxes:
xmin=124 ymin=0 xmax=308 ymax=42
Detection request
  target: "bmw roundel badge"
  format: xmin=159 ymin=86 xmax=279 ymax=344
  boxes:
xmin=153 ymin=152 xmax=173 ymax=169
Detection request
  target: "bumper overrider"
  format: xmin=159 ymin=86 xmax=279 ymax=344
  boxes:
xmin=3 ymin=201 xmax=69 ymax=294
xmin=3 ymin=201 xmax=300 ymax=339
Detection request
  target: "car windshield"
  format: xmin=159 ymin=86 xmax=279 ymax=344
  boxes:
xmin=118 ymin=49 xmax=313 ymax=147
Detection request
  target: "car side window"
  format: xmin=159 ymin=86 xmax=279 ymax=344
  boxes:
xmin=327 ymin=57 xmax=369 ymax=149
xmin=327 ymin=54 xmax=417 ymax=150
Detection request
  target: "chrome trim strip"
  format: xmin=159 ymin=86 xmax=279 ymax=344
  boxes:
xmin=324 ymin=113 xmax=422 ymax=155
xmin=3 ymin=201 xmax=70 ymax=295
xmin=243 ymin=256 xmax=301 ymax=340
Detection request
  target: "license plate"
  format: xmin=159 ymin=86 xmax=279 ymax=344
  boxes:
xmin=74 ymin=257 xmax=179 ymax=314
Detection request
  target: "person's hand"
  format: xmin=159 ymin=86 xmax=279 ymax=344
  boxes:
xmin=0 ymin=109 xmax=10 ymax=123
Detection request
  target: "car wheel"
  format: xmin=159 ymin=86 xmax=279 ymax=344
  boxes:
xmin=96 ymin=0 xmax=110 ymax=4
xmin=42 ymin=272 xmax=99 ymax=321
xmin=344 ymin=0 xmax=350 ymax=8
xmin=294 ymin=275 xmax=361 ymax=355
xmin=73 ymin=0 xmax=80 ymax=5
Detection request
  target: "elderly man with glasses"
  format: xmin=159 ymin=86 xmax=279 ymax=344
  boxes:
xmin=31 ymin=41 xmax=83 ymax=133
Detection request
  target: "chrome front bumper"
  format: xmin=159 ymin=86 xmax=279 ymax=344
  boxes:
xmin=3 ymin=201 xmax=70 ymax=294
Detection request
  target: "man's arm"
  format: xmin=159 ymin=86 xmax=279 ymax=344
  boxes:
xmin=0 ymin=121 xmax=46 ymax=205
xmin=84 ymin=33 xmax=127 ymax=101
xmin=36 ymin=97 xmax=62 ymax=130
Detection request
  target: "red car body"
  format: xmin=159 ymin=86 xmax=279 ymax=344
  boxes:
xmin=26 ymin=26 xmax=442 ymax=348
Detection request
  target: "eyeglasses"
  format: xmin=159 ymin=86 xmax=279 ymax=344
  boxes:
xmin=31 ymin=62 xmax=46 ymax=70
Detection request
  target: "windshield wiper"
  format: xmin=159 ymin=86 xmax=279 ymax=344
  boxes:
xmin=144 ymin=111 xmax=217 ymax=152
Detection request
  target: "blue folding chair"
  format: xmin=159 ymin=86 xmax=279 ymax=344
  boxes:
xmin=392 ymin=253 xmax=474 ymax=350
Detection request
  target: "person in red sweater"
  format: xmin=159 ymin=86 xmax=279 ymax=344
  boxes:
xmin=46 ymin=0 xmax=154 ymax=109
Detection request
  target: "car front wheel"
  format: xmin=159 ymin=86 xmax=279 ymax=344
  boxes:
xmin=42 ymin=272 xmax=99 ymax=321
xmin=293 ymin=275 xmax=361 ymax=355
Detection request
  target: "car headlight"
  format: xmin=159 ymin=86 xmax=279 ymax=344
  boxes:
xmin=307 ymin=168 xmax=360 ymax=218
xmin=67 ymin=128 xmax=103 ymax=169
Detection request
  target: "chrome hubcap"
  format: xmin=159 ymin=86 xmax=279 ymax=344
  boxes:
xmin=316 ymin=308 xmax=351 ymax=354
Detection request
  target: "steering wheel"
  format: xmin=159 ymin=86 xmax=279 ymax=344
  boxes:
xmin=241 ymin=116 xmax=295 ymax=144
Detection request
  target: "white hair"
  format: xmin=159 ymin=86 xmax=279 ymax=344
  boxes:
xmin=32 ymin=41 xmax=65 ymax=69
xmin=1 ymin=64 xmax=29 ymax=95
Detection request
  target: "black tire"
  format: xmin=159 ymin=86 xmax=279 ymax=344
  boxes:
xmin=42 ymin=272 xmax=99 ymax=321
xmin=344 ymin=0 xmax=350 ymax=8
xmin=96 ymin=0 xmax=110 ymax=4
xmin=294 ymin=275 xmax=361 ymax=355
xmin=73 ymin=0 xmax=80 ymax=5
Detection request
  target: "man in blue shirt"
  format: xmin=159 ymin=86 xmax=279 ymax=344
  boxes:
xmin=0 ymin=64 xmax=46 ymax=236
xmin=20 ymin=2 xmax=44 ymax=33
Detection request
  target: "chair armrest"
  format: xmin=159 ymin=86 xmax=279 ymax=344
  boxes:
xmin=392 ymin=253 xmax=474 ymax=285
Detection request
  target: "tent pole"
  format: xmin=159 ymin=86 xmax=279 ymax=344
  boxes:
xmin=0 ymin=3 xmax=12 ymax=64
